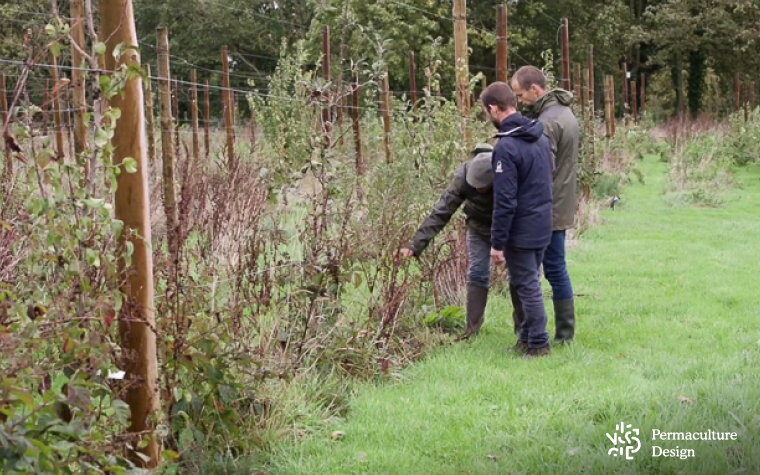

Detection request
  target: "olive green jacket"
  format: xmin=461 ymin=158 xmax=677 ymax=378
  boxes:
xmin=409 ymin=157 xmax=493 ymax=256
xmin=524 ymin=89 xmax=579 ymax=230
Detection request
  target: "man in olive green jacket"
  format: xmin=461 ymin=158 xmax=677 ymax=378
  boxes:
xmin=399 ymin=144 xmax=494 ymax=339
xmin=511 ymin=66 xmax=579 ymax=342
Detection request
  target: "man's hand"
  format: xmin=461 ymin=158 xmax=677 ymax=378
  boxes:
xmin=491 ymin=248 xmax=505 ymax=265
xmin=398 ymin=248 xmax=415 ymax=259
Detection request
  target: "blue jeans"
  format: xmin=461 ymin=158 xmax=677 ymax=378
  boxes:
xmin=466 ymin=230 xmax=491 ymax=289
xmin=543 ymin=230 xmax=574 ymax=301
xmin=506 ymin=247 xmax=550 ymax=348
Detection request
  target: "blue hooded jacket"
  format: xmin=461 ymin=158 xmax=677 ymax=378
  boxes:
xmin=490 ymin=113 xmax=554 ymax=251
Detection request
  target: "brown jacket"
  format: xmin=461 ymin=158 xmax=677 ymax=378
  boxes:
xmin=524 ymin=89 xmax=579 ymax=230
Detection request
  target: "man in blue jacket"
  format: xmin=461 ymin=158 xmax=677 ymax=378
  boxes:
xmin=480 ymin=81 xmax=554 ymax=358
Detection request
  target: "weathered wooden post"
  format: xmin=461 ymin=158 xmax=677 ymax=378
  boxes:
xmin=351 ymin=77 xmax=363 ymax=175
xmin=321 ymin=26 xmax=332 ymax=149
xmin=380 ymin=72 xmax=393 ymax=164
xmin=144 ymin=64 xmax=156 ymax=163
xmin=221 ymin=46 xmax=236 ymax=166
xmin=561 ymin=18 xmax=571 ymax=91
xmin=190 ymin=69 xmax=200 ymax=165
xmin=156 ymin=27 xmax=179 ymax=257
xmin=101 ymin=0 xmax=160 ymax=466
xmin=496 ymin=4 xmax=509 ymax=83
xmin=453 ymin=0 xmax=471 ymax=145
xmin=203 ymin=80 xmax=210 ymax=159
xmin=70 ymin=0 xmax=89 ymax=163
xmin=409 ymin=51 xmax=419 ymax=108
xmin=50 ymin=54 xmax=66 ymax=160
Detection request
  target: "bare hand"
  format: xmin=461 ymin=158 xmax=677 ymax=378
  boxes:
xmin=491 ymin=248 xmax=505 ymax=265
xmin=398 ymin=248 xmax=415 ymax=259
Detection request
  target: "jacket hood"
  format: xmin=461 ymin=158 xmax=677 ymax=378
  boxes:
xmin=530 ymin=88 xmax=574 ymax=115
xmin=495 ymin=113 xmax=544 ymax=143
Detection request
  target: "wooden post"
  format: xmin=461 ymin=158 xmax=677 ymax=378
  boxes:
xmin=172 ymin=78 xmax=180 ymax=159
xmin=631 ymin=79 xmax=638 ymax=123
xmin=496 ymin=4 xmax=509 ymax=83
xmin=70 ymin=0 xmax=88 ymax=162
xmin=409 ymin=51 xmax=418 ymax=108
xmin=190 ymin=69 xmax=200 ymax=166
xmin=144 ymin=64 xmax=156 ymax=163
xmin=453 ymin=0 xmax=471 ymax=145
xmin=581 ymin=67 xmax=589 ymax=116
xmin=203 ymin=80 xmax=210 ymax=159
xmin=561 ymin=18 xmax=571 ymax=91
xmin=587 ymin=45 xmax=595 ymax=116
xmin=50 ymin=55 xmax=66 ymax=160
xmin=0 ymin=74 xmax=9 ymax=177
xmin=573 ymin=62 xmax=582 ymax=105
xmin=640 ymin=73 xmax=646 ymax=116
xmin=351 ymin=78 xmax=363 ymax=175
xmin=321 ymin=26 xmax=332 ymax=149
xmin=622 ymin=63 xmax=629 ymax=118
xmin=156 ymin=27 xmax=179 ymax=258
xmin=42 ymin=80 xmax=51 ymax=138
xmin=604 ymin=75 xmax=615 ymax=137
xmin=101 ymin=0 xmax=160 ymax=466
xmin=750 ymin=81 xmax=757 ymax=110
xmin=584 ymin=66 xmax=595 ymax=165
xmin=221 ymin=46 xmax=236 ymax=166
xmin=743 ymin=80 xmax=749 ymax=122
xmin=380 ymin=72 xmax=393 ymax=164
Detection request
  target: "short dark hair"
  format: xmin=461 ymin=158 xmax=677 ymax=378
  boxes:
xmin=512 ymin=66 xmax=547 ymax=90
xmin=480 ymin=82 xmax=516 ymax=111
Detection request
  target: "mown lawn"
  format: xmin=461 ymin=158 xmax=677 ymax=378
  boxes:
xmin=267 ymin=156 xmax=760 ymax=474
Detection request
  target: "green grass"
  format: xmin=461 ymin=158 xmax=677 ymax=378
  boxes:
xmin=267 ymin=156 xmax=760 ymax=474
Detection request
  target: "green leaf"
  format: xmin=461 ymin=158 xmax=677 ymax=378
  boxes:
xmin=94 ymin=129 xmax=109 ymax=148
xmin=122 ymin=157 xmax=138 ymax=174
xmin=93 ymin=42 xmax=107 ymax=56
xmin=44 ymin=23 xmax=56 ymax=36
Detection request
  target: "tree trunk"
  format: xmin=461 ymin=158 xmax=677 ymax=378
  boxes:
xmin=687 ymin=49 xmax=706 ymax=118
xmin=99 ymin=0 xmax=161 ymax=467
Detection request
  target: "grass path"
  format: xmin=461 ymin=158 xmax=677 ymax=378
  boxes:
xmin=270 ymin=156 xmax=760 ymax=474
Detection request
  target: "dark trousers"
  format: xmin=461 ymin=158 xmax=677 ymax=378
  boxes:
xmin=506 ymin=247 xmax=550 ymax=348
xmin=543 ymin=230 xmax=574 ymax=300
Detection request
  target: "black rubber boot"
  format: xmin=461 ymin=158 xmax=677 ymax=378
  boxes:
xmin=553 ymin=298 xmax=575 ymax=343
xmin=509 ymin=284 xmax=524 ymax=335
xmin=460 ymin=284 xmax=488 ymax=339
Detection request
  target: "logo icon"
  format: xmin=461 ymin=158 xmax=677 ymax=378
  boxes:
xmin=495 ymin=161 xmax=503 ymax=173
xmin=606 ymin=421 xmax=641 ymax=460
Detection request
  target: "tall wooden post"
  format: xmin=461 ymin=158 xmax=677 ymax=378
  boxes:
xmin=321 ymin=26 xmax=332 ymax=149
xmin=561 ymin=18 xmax=571 ymax=91
xmin=221 ymin=46 xmax=236 ymax=166
xmin=380 ymin=72 xmax=393 ymax=164
xmin=409 ymin=51 xmax=418 ymax=108
xmin=171 ymin=78 xmax=180 ymax=159
xmin=604 ymin=75 xmax=615 ymax=138
xmin=581 ymin=68 xmax=594 ymax=117
xmin=587 ymin=46 xmax=595 ymax=116
xmin=496 ymin=4 xmax=509 ymax=83
xmin=351 ymin=78 xmax=363 ymax=175
xmin=622 ymin=63 xmax=630 ymax=118
xmin=631 ymin=79 xmax=638 ymax=123
xmin=203 ymin=80 xmax=210 ymax=158
xmin=572 ymin=63 xmax=582 ymax=104
xmin=50 ymin=55 xmax=66 ymax=160
xmin=0 ymin=74 xmax=9 ymax=177
xmin=100 ymin=0 xmax=160 ymax=466
xmin=640 ymin=73 xmax=646 ymax=116
xmin=70 ymin=0 xmax=89 ymax=163
xmin=190 ymin=69 xmax=200 ymax=165
xmin=156 ymin=27 xmax=179 ymax=258
xmin=144 ymin=64 xmax=156 ymax=163
xmin=453 ymin=0 xmax=471 ymax=145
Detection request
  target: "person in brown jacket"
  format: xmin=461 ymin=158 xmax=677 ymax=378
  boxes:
xmin=510 ymin=66 xmax=579 ymax=343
